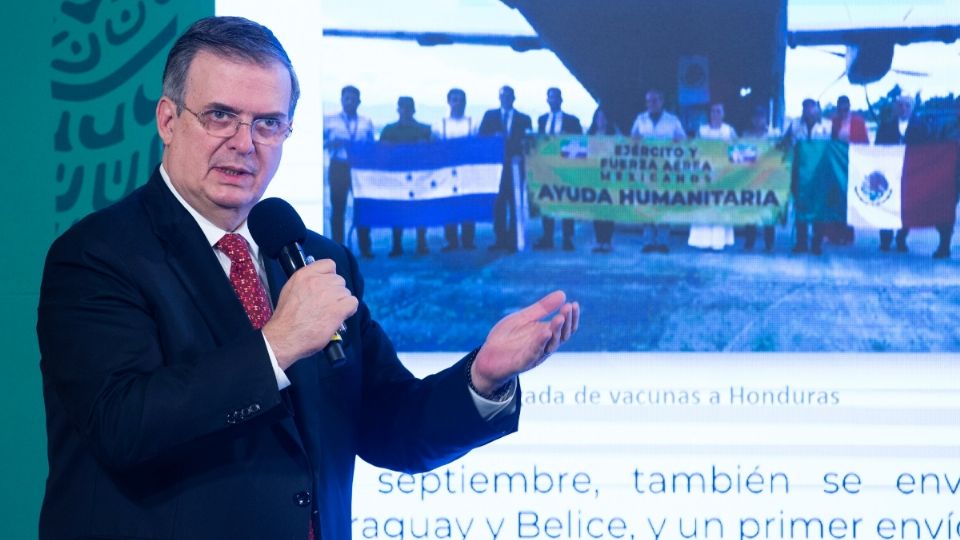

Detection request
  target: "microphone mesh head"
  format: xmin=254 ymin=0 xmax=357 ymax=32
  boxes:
xmin=248 ymin=197 xmax=307 ymax=259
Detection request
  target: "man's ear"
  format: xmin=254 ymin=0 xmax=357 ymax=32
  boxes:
xmin=156 ymin=97 xmax=178 ymax=145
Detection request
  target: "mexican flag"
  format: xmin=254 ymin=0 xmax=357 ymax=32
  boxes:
xmin=793 ymin=141 xmax=958 ymax=227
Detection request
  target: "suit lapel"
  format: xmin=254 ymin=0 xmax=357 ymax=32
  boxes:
xmin=140 ymin=170 xmax=252 ymax=346
xmin=141 ymin=170 xmax=313 ymax=457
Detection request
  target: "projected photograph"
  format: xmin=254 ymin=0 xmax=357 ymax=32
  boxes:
xmin=319 ymin=0 xmax=960 ymax=352
xmin=27 ymin=2 xmax=959 ymax=539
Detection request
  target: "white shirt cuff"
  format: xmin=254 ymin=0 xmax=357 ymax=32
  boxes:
xmin=469 ymin=378 xmax=517 ymax=421
xmin=262 ymin=333 xmax=291 ymax=390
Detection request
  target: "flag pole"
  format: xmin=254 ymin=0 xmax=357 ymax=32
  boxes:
xmin=513 ymin=155 xmax=526 ymax=251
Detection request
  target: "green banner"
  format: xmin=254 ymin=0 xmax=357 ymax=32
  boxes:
xmin=526 ymin=136 xmax=791 ymax=225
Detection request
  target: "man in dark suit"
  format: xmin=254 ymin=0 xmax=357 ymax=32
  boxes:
xmin=36 ymin=17 xmax=580 ymax=540
xmin=875 ymin=95 xmax=931 ymax=252
xmin=379 ymin=96 xmax=433 ymax=257
xmin=479 ymin=85 xmax=533 ymax=251
xmin=535 ymin=87 xmax=583 ymax=251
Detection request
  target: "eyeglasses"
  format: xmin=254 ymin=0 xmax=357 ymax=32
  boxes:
xmin=181 ymin=105 xmax=292 ymax=145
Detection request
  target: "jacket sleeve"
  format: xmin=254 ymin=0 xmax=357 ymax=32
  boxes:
xmin=335 ymin=247 xmax=520 ymax=473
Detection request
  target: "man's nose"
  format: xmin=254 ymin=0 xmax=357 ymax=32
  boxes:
xmin=227 ymin=121 xmax=256 ymax=153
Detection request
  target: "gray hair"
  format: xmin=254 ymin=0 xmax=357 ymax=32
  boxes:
xmin=162 ymin=16 xmax=300 ymax=119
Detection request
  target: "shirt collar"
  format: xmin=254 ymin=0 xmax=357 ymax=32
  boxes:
xmin=159 ymin=164 xmax=260 ymax=260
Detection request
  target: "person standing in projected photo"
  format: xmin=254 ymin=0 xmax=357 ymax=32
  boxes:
xmin=587 ymin=106 xmax=621 ymax=254
xmin=932 ymin=95 xmax=960 ymax=260
xmin=324 ymin=85 xmax=375 ymax=258
xmin=630 ymin=89 xmax=687 ymax=254
xmin=824 ymin=95 xmax=868 ymax=247
xmin=874 ymin=94 xmax=933 ymax=254
xmin=36 ymin=16 xmax=580 ymax=540
xmin=742 ymin=104 xmax=780 ymax=252
xmin=534 ymin=87 xmax=584 ymax=252
xmin=433 ymin=87 xmax=478 ymax=252
xmin=479 ymin=85 xmax=533 ymax=253
xmin=379 ymin=96 xmax=432 ymax=257
xmin=782 ymin=98 xmax=831 ymax=255
xmin=689 ymin=102 xmax=737 ymax=251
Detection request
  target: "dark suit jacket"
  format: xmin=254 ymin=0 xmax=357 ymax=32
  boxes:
xmin=537 ymin=112 xmax=583 ymax=136
xmin=37 ymin=169 xmax=519 ymax=540
xmin=875 ymin=114 xmax=931 ymax=145
xmin=478 ymin=108 xmax=532 ymax=157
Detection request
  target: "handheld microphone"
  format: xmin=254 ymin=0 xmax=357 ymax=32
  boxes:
xmin=248 ymin=197 xmax=347 ymax=367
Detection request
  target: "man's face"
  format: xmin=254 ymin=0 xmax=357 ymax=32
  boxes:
xmin=802 ymin=101 xmax=818 ymax=121
xmin=499 ymin=87 xmax=515 ymax=110
xmin=157 ymin=50 xmax=291 ymax=229
xmin=342 ymin=90 xmax=360 ymax=116
xmin=398 ymin=101 xmax=415 ymax=122
xmin=448 ymin=92 xmax=466 ymax=117
xmin=709 ymin=104 xmax=724 ymax=125
xmin=547 ymin=89 xmax=562 ymax=113
xmin=646 ymin=92 xmax=664 ymax=115
xmin=837 ymin=99 xmax=850 ymax=117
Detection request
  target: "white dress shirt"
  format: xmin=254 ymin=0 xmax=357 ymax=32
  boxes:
xmin=631 ymin=111 xmax=687 ymax=140
xmin=500 ymin=108 xmax=514 ymax=134
xmin=323 ymin=112 xmax=375 ymax=160
xmin=545 ymin=112 xmax=564 ymax=134
xmin=432 ymin=116 xmax=474 ymax=139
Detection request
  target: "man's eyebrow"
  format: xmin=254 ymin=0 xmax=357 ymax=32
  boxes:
xmin=205 ymin=102 xmax=241 ymax=114
xmin=205 ymin=102 xmax=288 ymax=120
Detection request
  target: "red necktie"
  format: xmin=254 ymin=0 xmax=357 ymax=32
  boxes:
xmin=215 ymin=233 xmax=273 ymax=329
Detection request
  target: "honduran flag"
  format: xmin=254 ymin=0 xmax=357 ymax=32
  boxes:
xmin=793 ymin=141 xmax=958 ymax=227
xmin=348 ymin=137 xmax=504 ymax=228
